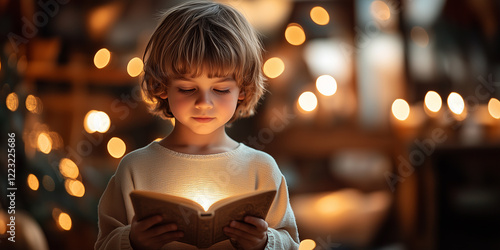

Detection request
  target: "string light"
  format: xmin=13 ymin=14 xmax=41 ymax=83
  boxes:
xmin=424 ymin=91 xmax=442 ymax=112
xmin=316 ymin=75 xmax=337 ymax=96
xmin=298 ymin=91 xmax=318 ymax=112
xmin=263 ymin=57 xmax=285 ymax=79
xmin=447 ymin=92 xmax=465 ymax=115
xmin=370 ymin=0 xmax=391 ymax=21
xmin=488 ymin=98 xmax=500 ymax=119
xmin=285 ymin=23 xmax=306 ymax=46
xmin=127 ymin=57 xmax=143 ymax=77
xmin=108 ymin=137 xmax=126 ymax=158
xmin=392 ymin=99 xmax=410 ymax=121
xmin=27 ymin=174 xmax=39 ymax=191
xmin=6 ymin=92 xmax=19 ymax=111
xmin=84 ymin=110 xmax=111 ymax=133
xmin=310 ymin=6 xmax=329 ymax=25
xmin=65 ymin=179 xmax=85 ymax=197
xmin=299 ymin=239 xmax=316 ymax=250
xmin=94 ymin=48 xmax=111 ymax=69
xmin=58 ymin=212 xmax=72 ymax=231
xmin=37 ymin=132 xmax=53 ymax=154
xmin=59 ymin=158 xmax=79 ymax=179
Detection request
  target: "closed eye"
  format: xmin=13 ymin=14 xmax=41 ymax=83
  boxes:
xmin=178 ymin=88 xmax=195 ymax=94
xmin=214 ymin=89 xmax=230 ymax=94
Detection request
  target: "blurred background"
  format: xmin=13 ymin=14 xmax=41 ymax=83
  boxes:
xmin=1 ymin=0 xmax=500 ymax=249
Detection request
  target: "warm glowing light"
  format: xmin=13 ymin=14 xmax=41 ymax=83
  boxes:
xmin=59 ymin=158 xmax=79 ymax=179
xmin=263 ymin=57 xmax=285 ymax=79
xmin=65 ymin=179 xmax=85 ymax=197
xmin=371 ymin=0 xmax=391 ymax=21
xmin=25 ymin=94 xmax=37 ymax=112
xmin=316 ymin=75 xmax=337 ymax=96
xmin=298 ymin=91 xmax=318 ymax=112
xmin=310 ymin=6 xmax=329 ymax=25
xmin=127 ymin=57 xmax=143 ymax=77
xmin=58 ymin=212 xmax=72 ymax=231
xmin=285 ymin=23 xmax=306 ymax=46
xmin=6 ymin=92 xmax=19 ymax=111
xmin=108 ymin=137 xmax=126 ymax=158
xmin=84 ymin=110 xmax=111 ymax=133
xmin=27 ymin=174 xmax=39 ymax=191
xmin=42 ymin=175 xmax=55 ymax=191
xmin=392 ymin=99 xmax=410 ymax=121
xmin=37 ymin=132 xmax=53 ymax=154
xmin=94 ymin=48 xmax=111 ymax=69
xmin=299 ymin=239 xmax=317 ymax=250
xmin=488 ymin=98 xmax=500 ymax=119
xmin=0 ymin=216 xmax=5 ymax=234
xmin=411 ymin=26 xmax=429 ymax=47
xmin=154 ymin=138 xmax=163 ymax=142
xmin=424 ymin=91 xmax=442 ymax=112
xmin=447 ymin=92 xmax=465 ymax=115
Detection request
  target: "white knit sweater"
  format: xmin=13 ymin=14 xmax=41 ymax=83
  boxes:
xmin=95 ymin=141 xmax=299 ymax=249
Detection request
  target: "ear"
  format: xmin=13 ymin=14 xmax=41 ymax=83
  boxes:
xmin=160 ymin=92 xmax=168 ymax=99
xmin=238 ymin=90 xmax=245 ymax=101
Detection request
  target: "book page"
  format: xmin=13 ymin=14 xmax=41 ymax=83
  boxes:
xmin=130 ymin=191 xmax=203 ymax=246
xmin=212 ymin=190 xmax=276 ymax=243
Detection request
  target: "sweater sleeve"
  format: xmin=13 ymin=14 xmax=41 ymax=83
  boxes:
xmin=264 ymin=175 xmax=300 ymax=250
xmin=95 ymin=166 xmax=135 ymax=250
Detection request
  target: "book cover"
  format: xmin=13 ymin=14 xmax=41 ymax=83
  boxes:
xmin=129 ymin=189 xmax=276 ymax=248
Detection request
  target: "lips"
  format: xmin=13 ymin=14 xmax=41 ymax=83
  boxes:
xmin=192 ymin=117 xmax=214 ymax=123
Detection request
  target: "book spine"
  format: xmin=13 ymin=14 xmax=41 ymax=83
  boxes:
xmin=197 ymin=214 xmax=214 ymax=248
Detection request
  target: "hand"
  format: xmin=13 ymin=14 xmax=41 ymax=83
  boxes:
xmin=129 ymin=215 xmax=184 ymax=250
xmin=223 ymin=216 xmax=268 ymax=250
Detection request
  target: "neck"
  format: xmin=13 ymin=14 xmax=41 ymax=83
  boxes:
xmin=160 ymin=122 xmax=238 ymax=154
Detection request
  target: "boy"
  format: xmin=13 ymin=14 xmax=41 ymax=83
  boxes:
xmin=95 ymin=1 xmax=299 ymax=249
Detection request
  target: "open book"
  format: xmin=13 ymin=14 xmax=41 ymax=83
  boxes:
xmin=129 ymin=189 xmax=276 ymax=248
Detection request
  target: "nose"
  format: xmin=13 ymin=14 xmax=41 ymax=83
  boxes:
xmin=195 ymin=91 xmax=213 ymax=110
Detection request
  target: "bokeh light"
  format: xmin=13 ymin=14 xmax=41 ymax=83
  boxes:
xmin=58 ymin=212 xmax=72 ymax=231
xmin=42 ymin=175 xmax=55 ymax=191
xmin=27 ymin=174 xmax=39 ymax=191
xmin=370 ymin=0 xmax=391 ymax=21
xmin=127 ymin=57 xmax=143 ymax=77
xmin=298 ymin=91 xmax=318 ymax=112
xmin=285 ymin=23 xmax=306 ymax=46
xmin=263 ymin=57 xmax=285 ymax=79
xmin=411 ymin=26 xmax=430 ymax=48
xmin=316 ymin=75 xmax=337 ymax=96
xmin=37 ymin=132 xmax=53 ymax=154
xmin=392 ymin=99 xmax=410 ymax=121
xmin=25 ymin=94 xmax=37 ymax=112
xmin=310 ymin=6 xmax=329 ymax=25
xmin=94 ymin=48 xmax=111 ymax=69
xmin=65 ymin=179 xmax=85 ymax=197
xmin=84 ymin=110 xmax=111 ymax=133
xmin=447 ymin=92 xmax=465 ymax=115
xmin=6 ymin=92 xmax=19 ymax=111
xmin=424 ymin=91 xmax=442 ymax=112
xmin=299 ymin=239 xmax=316 ymax=250
xmin=59 ymin=158 xmax=79 ymax=179
xmin=488 ymin=98 xmax=500 ymax=119
xmin=108 ymin=137 xmax=126 ymax=158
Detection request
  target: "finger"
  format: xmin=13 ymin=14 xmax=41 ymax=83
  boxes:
xmin=148 ymin=223 xmax=178 ymax=237
xmin=154 ymin=230 xmax=184 ymax=245
xmin=224 ymin=225 xmax=260 ymax=241
xmin=135 ymin=215 xmax=163 ymax=231
xmin=244 ymin=216 xmax=268 ymax=231
xmin=228 ymin=221 xmax=265 ymax=238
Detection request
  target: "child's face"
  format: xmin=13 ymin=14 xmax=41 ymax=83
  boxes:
xmin=163 ymin=72 xmax=244 ymax=135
